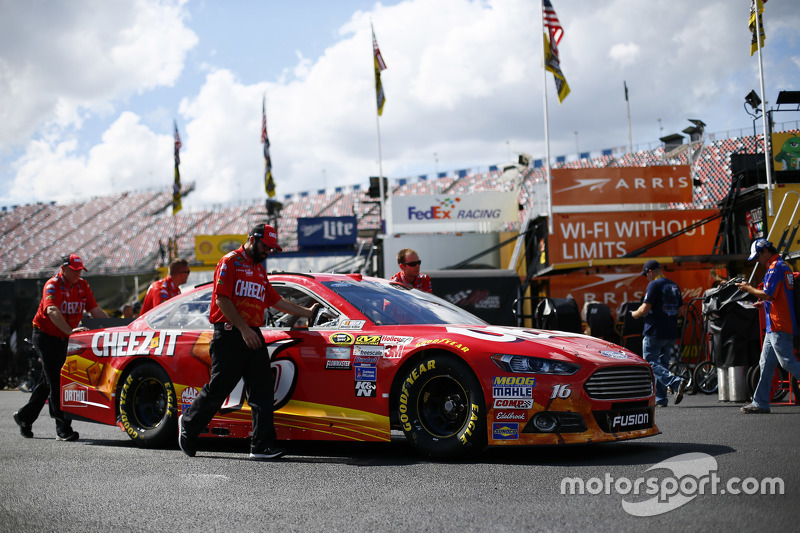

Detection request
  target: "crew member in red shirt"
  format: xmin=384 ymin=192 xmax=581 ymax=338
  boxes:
xmin=391 ymin=248 xmax=432 ymax=293
xmin=140 ymin=258 xmax=191 ymax=314
xmin=13 ymin=254 xmax=108 ymax=441
xmin=178 ymin=224 xmax=320 ymax=460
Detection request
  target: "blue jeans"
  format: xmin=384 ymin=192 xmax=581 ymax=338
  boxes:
xmin=752 ymin=331 xmax=800 ymax=410
xmin=642 ymin=336 xmax=683 ymax=405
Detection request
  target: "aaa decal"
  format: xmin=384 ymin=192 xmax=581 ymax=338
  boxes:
xmin=91 ymin=331 xmax=182 ymax=357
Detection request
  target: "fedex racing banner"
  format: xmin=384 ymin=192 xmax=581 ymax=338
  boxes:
xmin=551 ymin=166 xmax=692 ymax=208
xmin=550 ymin=210 xmax=719 ymax=264
xmin=391 ymin=191 xmax=519 ymax=234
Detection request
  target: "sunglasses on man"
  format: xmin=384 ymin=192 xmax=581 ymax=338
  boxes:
xmin=402 ymin=260 xmax=421 ymax=267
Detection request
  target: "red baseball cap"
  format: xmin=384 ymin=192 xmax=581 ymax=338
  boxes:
xmin=249 ymin=224 xmax=282 ymax=252
xmin=62 ymin=254 xmax=88 ymax=271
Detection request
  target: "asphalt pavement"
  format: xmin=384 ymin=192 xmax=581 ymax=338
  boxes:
xmin=1 ymin=388 xmax=798 ymax=532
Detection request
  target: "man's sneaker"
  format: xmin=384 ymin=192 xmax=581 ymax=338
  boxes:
xmin=13 ymin=412 xmax=33 ymax=438
xmin=741 ymin=403 xmax=770 ymax=414
xmin=673 ymin=379 xmax=687 ymax=405
xmin=56 ymin=431 xmax=79 ymax=442
xmin=178 ymin=415 xmax=196 ymax=457
xmin=655 ymin=402 xmax=668 ymax=408
xmin=249 ymin=447 xmax=286 ymax=461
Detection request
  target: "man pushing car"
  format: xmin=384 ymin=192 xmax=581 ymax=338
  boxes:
xmin=178 ymin=223 xmax=320 ymax=460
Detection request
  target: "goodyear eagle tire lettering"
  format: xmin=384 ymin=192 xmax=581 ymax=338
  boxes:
xmin=398 ymin=355 xmax=486 ymax=459
xmin=118 ymin=362 xmax=178 ymax=448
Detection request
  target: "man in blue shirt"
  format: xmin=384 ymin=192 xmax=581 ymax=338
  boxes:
xmin=631 ymin=260 xmax=687 ymax=407
xmin=736 ymin=238 xmax=800 ymax=413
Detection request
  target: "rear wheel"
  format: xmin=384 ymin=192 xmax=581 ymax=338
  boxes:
xmin=693 ymin=361 xmax=718 ymax=395
xmin=669 ymin=362 xmax=694 ymax=394
xmin=747 ymin=365 xmax=790 ymax=402
xmin=397 ymin=354 xmax=486 ymax=459
xmin=118 ymin=362 xmax=178 ymax=448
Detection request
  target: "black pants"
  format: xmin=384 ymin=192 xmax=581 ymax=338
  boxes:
xmin=181 ymin=325 xmax=277 ymax=453
xmin=17 ymin=328 xmax=73 ymax=436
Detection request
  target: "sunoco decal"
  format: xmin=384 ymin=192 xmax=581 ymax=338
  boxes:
xmin=492 ymin=422 xmax=519 ymax=440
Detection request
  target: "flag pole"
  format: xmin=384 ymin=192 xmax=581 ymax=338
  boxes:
xmin=755 ymin=4 xmax=773 ymax=216
xmin=375 ymin=113 xmax=387 ymax=234
xmin=541 ymin=2 xmax=554 ymax=235
xmin=371 ymin=20 xmax=387 ymax=235
xmin=625 ymin=81 xmax=633 ymax=154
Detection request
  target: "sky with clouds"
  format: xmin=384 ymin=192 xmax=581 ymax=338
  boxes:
xmin=1 ymin=0 xmax=799 ymax=211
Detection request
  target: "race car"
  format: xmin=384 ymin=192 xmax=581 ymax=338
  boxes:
xmin=61 ymin=273 xmax=659 ymax=458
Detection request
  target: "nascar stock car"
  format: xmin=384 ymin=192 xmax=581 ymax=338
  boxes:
xmin=61 ymin=273 xmax=659 ymax=459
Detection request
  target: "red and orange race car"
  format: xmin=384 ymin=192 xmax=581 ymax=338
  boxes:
xmin=62 ymin=273 xmax=659 ymax=458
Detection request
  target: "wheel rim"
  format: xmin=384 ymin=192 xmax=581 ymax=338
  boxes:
xmin=131 ymin=377 xmax=168 ymax=429
xmin=416 ymin=375 xmax=470 ymax=438
xmin=695 ymin=363 xmax=717 ymax=393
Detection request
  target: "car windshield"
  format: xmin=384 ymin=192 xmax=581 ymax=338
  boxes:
xmin=321 ymin=279 xmax=485 ymax=326
xmin=145 ymin=288 xmax=213 ymax=330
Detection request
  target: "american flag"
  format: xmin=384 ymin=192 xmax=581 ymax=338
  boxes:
xmin=262 ymin=95 xmax=275 ymax=198
xmin=173 ymin=120 xmax=181 ymax=166
xmin=372 ymin=23 xmax=387 ymax=116
xmin=373 ymin=27 xmax=387 ymax=71
xmin=543 ymin=0 xmax=563 ymax=46
xmin=172 ymin=120 xmax=182 ymax=215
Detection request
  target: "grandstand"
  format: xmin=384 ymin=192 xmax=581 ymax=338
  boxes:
xmin=0 ymin=132 xmax=780 ymax=280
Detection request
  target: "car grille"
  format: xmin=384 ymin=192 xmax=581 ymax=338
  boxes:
xmin=584 ymin=366 xmax=653 ymax=400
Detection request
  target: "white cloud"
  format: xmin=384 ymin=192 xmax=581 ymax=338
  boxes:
xmin=609 ymin=43 xmax=640 ymax=68
xmin=7 ymin=112 xmax=172 ymax=205
xmin=0 ymin=0 xmax=197 ymax=147
xmin=2 ymin=0 xmax=800 ymax=210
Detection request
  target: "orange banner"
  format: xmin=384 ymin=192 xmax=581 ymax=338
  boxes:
xmin=550 ymin=210 xmax=719 ymax=264
xmin=548 ymin=268 xmax=719 ymax=312
xmin=551 ymin=166 xmax=692 ymax=206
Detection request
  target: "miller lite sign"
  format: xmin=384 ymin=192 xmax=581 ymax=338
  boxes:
xmin=298 ymin=216 xmax=357 ymax=248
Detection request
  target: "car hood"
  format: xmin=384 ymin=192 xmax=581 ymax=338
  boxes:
xmin=424 ymin=325 xmax=642 ymax=365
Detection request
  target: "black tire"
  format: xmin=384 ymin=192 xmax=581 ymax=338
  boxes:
xmin=118 ymin=362 xmax=178 ymax=448
xmin=693 ymin=361 xmax=718 ymax=395
xmin=746 ymin=365 xmax=759 ymax=397
xmin=397 ymin=355 xmax=486 ymax=459
xmin=747 ymin=365 xmax=789 ymax=402
xmin=669 ymin=362 xmax=694 ymax=394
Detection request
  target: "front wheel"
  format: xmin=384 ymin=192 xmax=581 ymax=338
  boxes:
xmin=397 ymin=354 xmax=486 ymax=459
xmin=693 ymin=361 xmax=717 ymax=395
xmin=118 ymin=362 xmax=178 ymax=448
